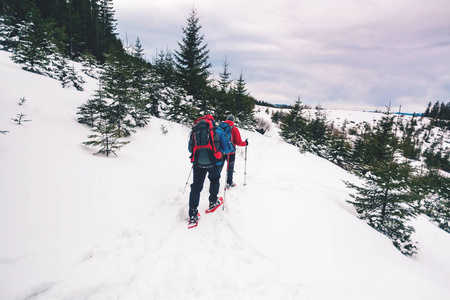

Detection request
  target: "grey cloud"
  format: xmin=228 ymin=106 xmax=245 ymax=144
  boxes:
xmin=115 ymin=0 xmax=450 ymax=112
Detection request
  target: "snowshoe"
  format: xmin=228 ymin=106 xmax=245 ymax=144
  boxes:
xmin=188 ymin=212 xmax=200 ymax=229
xmin=205 ymin=197 xmax=224 ymax=214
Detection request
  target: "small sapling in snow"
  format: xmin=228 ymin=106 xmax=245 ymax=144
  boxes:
xmin=160 ymin=124 xmax=168 ymax=135
xmin=12 ymin=113 xmax=31 ymax=125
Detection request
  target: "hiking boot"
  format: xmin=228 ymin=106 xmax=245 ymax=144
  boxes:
xmin=205 ymin=197 xmax=224 ymax=213
xmin=226 ymin=182 xmax=237 ymax=190
xmin=189 ymin=214 xmax=198 ymax=224
xmin=188 ymin=211 xmax=200 ymax=229
xmin=189 ymin=208 xmax=198 ymax=223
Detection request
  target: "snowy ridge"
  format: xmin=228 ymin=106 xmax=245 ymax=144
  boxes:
xmin=1 ymin=50 xmax=450 ymax=299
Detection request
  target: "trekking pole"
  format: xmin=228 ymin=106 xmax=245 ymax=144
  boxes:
xmin=223 ymin=154 xmax=230 ymax=211
xmin=244 ymin=139 xmax=248 ymax=186
xmin=183 ymin=165 xmax=193 ymax=194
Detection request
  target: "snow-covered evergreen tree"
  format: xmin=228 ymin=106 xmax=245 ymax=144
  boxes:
xmin=327 ymin=120 xmax=352 ymax=169
xmin=79 ymin=51 xmax=99 ymax=79
xmin=232 ymin=71 xmax=255 ymax=129
xmin=345 ymin=108 xmax=418 ymax=256
xmin=153 ymin=48 xmax=177 ymax=87
xmin=77 ymin=88 xmax=108 ymax=127
xmin=423 ymin=172 xmax=450 ymax=233
xmin=174 ymin=8 xmax=211 ymax=111
xmin=101 ymin=51 xmax=135 ymax=137
xmin=11 ymin=17 xmax=51 ymax=74
xmin=280 ymin=97 xmax=309 ymax=147
xmin=0 ymin=15 xmax=20 ymax=51
xmin=161 ymin=87 xmax=197 ymax=125
xmin=212 ymin=56 xmax=233 ymax=120
xmin=55 ymin=57 xmax=85 ymax=91
xmin=83 ymin=118 xmax=129 ymax=157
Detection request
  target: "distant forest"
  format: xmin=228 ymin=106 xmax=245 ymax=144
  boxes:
xmin=0 ymin=0 xmax=123 ymax=61
xmin=425 ymin=101 xmax=450 ymax=123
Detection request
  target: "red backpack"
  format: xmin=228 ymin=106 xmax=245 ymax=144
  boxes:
xmin=188 ymin=115 xmax=223 ymax=168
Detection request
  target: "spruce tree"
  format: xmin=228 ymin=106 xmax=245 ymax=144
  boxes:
xmin=211 ymin=56 xmax=232 ymax=120
xmin=232 ymin=71 xmax=255 ymax=128
xmin=304 ymin=107 xmax=329 ymax=154
xmin=345 ymin=107 xmax=418 ymax=256
xmin=280 ymin=97 xmax=308 ymax=147
xmin=161 ymin=87 xmax=197 ymax=125
xmin=424 ymin=102 xmax=432 ymax=117
xmin=174 ymin=8 xmax=211 ymax=111
xmin=101 ymin=50 xmax=135 ymax=137
xmin=56 ymin=58 xmax=85 ymax=91
xmin=128 ymin=38 xmax=153 ymax=126
xmin=80 ymin=51 xmax=99 ymax=78
xmin=11 ymin=10 xmax=52 ymax=74
xmin=153 ymin=48 xmax=177 ymax=87
xmin=77 ymin=88 xmax=108 ymax=127
xmin=97 ymin=0 xmax=118 ymax=57
xmin=0 ymin=15 xmax=20 ymax=51
xmin=83 ymin=117 xmax=129 ymax=157
xmin=423 ymin=173 xmax=450 ymax=233
xmin=328 ymin=120 xmax=352 ymax=168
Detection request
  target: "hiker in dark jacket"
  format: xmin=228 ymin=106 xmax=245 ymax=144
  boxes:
xmin=188 ymin=115 xmax=232 ymax=227
xmin=223 ymin=114 xmax=248 ymax=189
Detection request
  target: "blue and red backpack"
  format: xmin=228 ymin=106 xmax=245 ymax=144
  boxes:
xmin=189 ymin=115 xmax=223 ymax=168
xmin=219 ymin=122 xmax=236 ymax=153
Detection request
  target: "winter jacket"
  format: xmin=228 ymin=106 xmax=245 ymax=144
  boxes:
xmin=224 ymin=120 xmax=247 ymax=152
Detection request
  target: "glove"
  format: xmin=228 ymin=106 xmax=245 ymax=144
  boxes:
xmin=245 ymin=139 xmax=249 ymax=146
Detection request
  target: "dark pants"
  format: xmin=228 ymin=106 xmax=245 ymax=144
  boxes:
xmin=226 ymin=153 xmax=236 ymax=185
xmin=189 ymin=163 xmax=223 ymax=216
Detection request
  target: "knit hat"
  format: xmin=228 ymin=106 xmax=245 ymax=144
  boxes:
xmin=226 ymin=114 xmax=235 ymax=122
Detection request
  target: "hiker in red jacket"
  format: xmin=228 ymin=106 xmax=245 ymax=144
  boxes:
xmin=223 ymin=114 xmax=248 ymax=189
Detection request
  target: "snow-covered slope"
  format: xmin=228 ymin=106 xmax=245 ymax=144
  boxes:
xmin=1 ymin=50 xmax=449 ymax=300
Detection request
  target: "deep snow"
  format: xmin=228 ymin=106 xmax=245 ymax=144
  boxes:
xmin=1 ymin=50 xmax=450 ymax=300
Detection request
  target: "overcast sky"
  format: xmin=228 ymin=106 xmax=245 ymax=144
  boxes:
xmin=114 ymin=0 xmax=450 ymax=112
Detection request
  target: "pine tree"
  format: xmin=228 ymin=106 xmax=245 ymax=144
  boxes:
xmin=232 ymin=71 xmax=255 ymax=128
xmin=280 ymin=97 xmax=308 ymax=147
xmin=423 ymin=173 xmax=450 ymax=233
xmin=430 ymin=101 xmax=440 ymax=118
xmin=304 ymin=107 xmax=329 ymax=154
xmin=174 ymin=8 xmax=211 ymax=110
xmin=424 ymin=102 xmax=432 ymax=117
xmin=11 ymin=10 xmax=52 ymax=74
xmin=80 ymin=51 xmax=99 ymax=78
xmin=101 ymin=50 xmax=136 ymax=137
xmin=345 ymin=159 xmax=417 ymax=256
xmin=345 ymin=106 xmax=418 ymax=256
xmin=161 ymin=87 xmax=197 ymax=125
xmin=83 ymin=117 xmax=129 ymax=157
xmin=153 ymin=48 xmax=177 ymax=87
xmin=0 ymin=15 xmax=20 ymax=51
xmin=328 ymin=120 xmax=352 ymax=168
xmin=128 ymin=38 xmax=153 ymax=126
xmin=213 ymin=56 xmax=233 ymax=120
xmin=97 ymin=0 xmax=118 ymax=57
xmin=77 ymin=88 xmax=108 ymax=127
xmin=398 ymin=116 xmax=421 ymax=160
xmin=56 ymin=57 xmax=85 ymax=91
